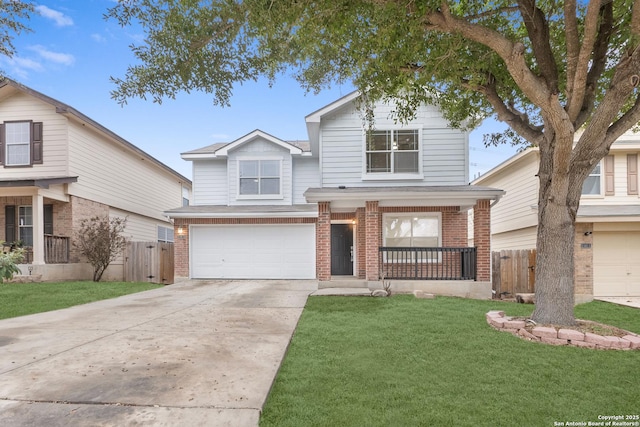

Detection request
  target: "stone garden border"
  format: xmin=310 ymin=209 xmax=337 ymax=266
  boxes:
xmin=486 ymin=311 xmax=640 ymax=350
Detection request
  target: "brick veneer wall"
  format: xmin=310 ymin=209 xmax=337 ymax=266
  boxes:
xmin=574 ymin=222 xmax=594 ymax=296
xmin=69 ymin=196 xmax=110 ymax=263
xmin=173 ymin=216 xmax=319 ymax=279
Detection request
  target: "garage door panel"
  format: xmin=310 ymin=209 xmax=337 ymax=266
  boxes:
xmin=190 ymin=224 xmax=316 ymax=279
xmin=593 ymin=231 xmax=640 ymax=297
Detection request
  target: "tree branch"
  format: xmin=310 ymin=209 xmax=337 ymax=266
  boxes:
xmin=469 ymin=75 xmax=544 ymax=145
xmin=423 ymin=3 xmax=554 ymax=113
xmin=574 ymin=3 xmax=614 ymax=129
xmin=633 ymin=0 xmax=640 ymax=36
xmin=565 ymin=0 xmax=579 ymax=98
xmin=517 ymin=0 xmax=559 ymax=93
xmin=605 ymin=92 xmax=640 ymax=146
xmin=567 ymin=0 xmax=604 ymax=122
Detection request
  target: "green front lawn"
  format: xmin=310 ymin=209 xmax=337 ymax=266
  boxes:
xmin=0 ymin=281 xmax=163 ymax=320
xmin=261 ymin=296 xmax=640 ymax=427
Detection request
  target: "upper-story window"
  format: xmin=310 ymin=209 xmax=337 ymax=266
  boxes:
xmin=1 ymin=121 xmax=43 ymax=167
xmin=366 ymin=129 xmax=419 ymax=174
xmin=582 ymin=163 xmax=601 ymax=195
xmin=239 ymin=160 xmax=281 ymax=196
xmin=182 ymin=186 xmax=190 ymax=207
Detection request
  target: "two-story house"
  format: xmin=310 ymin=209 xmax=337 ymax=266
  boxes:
xmin=168 ymin=92 xmax=503 ymax=298
xmin=472 ymin=131 xmax=640 ymax=301
xmin=0 ymin=78 xmax=191 ymax=281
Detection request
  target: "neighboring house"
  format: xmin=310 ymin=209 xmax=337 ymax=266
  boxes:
xmin=167 ymin=92 xmax=503 ymax=298
xmin=0 ymin=79 xmax=192 ymax=281
xmin=472 ymin=131 xmax=640 ymax=301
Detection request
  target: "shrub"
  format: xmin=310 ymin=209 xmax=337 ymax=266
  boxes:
xmin=74 ymin=216 xmax=127 ymax=282
xmin=0 ymin=246 xmax=25 ymax=283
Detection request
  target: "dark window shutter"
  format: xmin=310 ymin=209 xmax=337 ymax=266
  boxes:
xmin=604 ymin=155 xmax=615 ymax=196
xmin=5 ymin=205 xmax=16 ymax=243
xmin=44 ymin=204 xmax=54 ymax=235
xmin=0 ymin=123 xmax=4 ymax=165
xmin=628 ymin=154 xmax=638 ymax=195
xmin=31 ymin=122 xmax=43 ymax=165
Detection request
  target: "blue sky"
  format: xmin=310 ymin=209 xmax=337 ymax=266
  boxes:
xmin=1 ymin=1 xmax=518 ymax=180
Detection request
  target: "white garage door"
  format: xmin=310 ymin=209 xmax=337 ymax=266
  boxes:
xmin=190 ymin=224 xmax=316 ymax=279
xmin=593 ymin=231 xmax=640 ymax=297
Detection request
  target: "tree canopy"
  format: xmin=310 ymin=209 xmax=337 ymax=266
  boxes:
xmin=0 ymin=1 xmax=33 ymax=64
xmin=108 ymin=1 xmax=640 ymax=325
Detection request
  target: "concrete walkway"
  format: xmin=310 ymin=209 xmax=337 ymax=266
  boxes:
xmin=594 ymin=296 xmax=640 ymax=309
xmin=0 ymin=280 xmax=316 ymax=426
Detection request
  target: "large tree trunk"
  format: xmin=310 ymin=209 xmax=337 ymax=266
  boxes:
xmin=530 ymin=131 xmax=583 ymax=326
xmin=531 ymin=195 xmax=577 ymax=325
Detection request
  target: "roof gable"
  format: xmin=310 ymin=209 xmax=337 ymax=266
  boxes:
xmin=182 ymin=129 xmax=305 ymax=160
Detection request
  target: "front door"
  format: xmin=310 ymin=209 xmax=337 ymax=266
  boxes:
xmin=331 ymin=224 xmax=354 ymax=276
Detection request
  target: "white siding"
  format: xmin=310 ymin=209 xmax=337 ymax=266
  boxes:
xmin=227 ymin=138 xmax=293 ymax=206
xmin=478 ymin=152 xmax=539 ymax=235
xmin=491 ymin=227 xmax=537 ymax=251
xmin=192 ymin=159 xmax=228 ymax=205
xmin=110 ymin=208 xmax=172 ymax=242
xmin=67 ymin=121 xmax=187 ymax=221
xmin=319 ymin=101 xmax=468 ymax=186
xmin=293 ymin=157 xmax=320 ymax=204
xmin=0 ymin=91 xmax=69 ymax=178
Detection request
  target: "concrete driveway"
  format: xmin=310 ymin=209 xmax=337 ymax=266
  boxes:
xmin=0 ymin=280 xmax=316 ymax=426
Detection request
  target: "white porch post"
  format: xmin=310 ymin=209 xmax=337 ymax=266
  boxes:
xmin=32 ymin=194 xmax=45 ymax=265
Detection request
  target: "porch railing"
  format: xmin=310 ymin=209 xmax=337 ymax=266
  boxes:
xmin=2 ymin=235 xmax=70 ymax=264
xmin=44 ymin=234 xmax=70 ymax=264
xmin=379 ymin=247 xmax=477 ymax=281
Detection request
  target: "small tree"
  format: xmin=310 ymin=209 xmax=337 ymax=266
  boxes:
xmin=74 ymin=216 xmax=127 ymax=282
xmin=0 ymin=245 xmax=25 ymax=283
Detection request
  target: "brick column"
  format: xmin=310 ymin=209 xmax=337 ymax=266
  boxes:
xmin=174 ymin=219 xmax=190 ymax=278
xmin=473 ymin=199 xmax=491 ymax=282
xmin=316 ymin=202 xmax=331 ymax=281
xmin=365 ymin=201 xmax=380 ymax=281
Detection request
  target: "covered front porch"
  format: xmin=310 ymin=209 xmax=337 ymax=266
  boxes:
xmin=304 ymin=185 xmax=503 ymax=298
xmin=1 ymin=177 xmax=77 ymax=269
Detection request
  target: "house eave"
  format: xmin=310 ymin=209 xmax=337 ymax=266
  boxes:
xmin=0 ymin=176 xmax=78 ymax=189
xmin=304 ymin=186 xmax=504 ymax=209
xmin=165 ymin=204 xmax=318 ymax=219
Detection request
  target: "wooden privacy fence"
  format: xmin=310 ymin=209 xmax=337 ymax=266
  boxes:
xmin=492 ymin=249 xmax=536 ymax=297
xmin=124 ymin=242 xmax=174 ymax=284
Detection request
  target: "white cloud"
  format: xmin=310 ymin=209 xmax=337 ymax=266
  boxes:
xmin=0 ymin=56 xmax=44 ymax=79
xmin=91 ymin=33 xmax=107 ymax=43
xmin=28 ymin=45 xmax=75 ymax=66
xmin=36 ymin=5 xmax=73 ymax=27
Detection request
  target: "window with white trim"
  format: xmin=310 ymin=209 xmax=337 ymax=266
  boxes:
xmin=239 ymin=160 xmax=281 ymax=196
xmin=366 ymin=129 xmax=419 ymax=174
xmin=157 ymin=226 xmax=174 ymax=243
xmin=18 ymin=206 xmax=33 ymax=246
xmin=6 ymin=122 xmax=31 ymax=166
xmin=182 ymin=186 xmax=190 ymax=207
xmin=383 ymin=214 xmax=440 ymax=261
xmin=582 ymin=163 xmax=601 ymax=195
